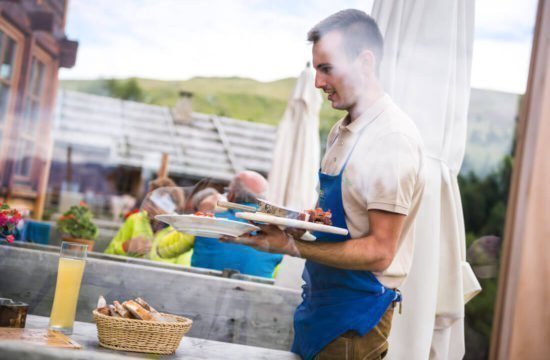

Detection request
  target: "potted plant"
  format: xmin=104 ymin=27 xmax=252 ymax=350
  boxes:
xmin=0 ymin=203 xmax=22 ymax=243
xmin=56 ymin=202 xmax=99 ymax=251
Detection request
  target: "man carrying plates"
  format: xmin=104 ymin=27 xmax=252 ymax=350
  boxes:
xmin=226 ymin=9 xmax=426 ymax=360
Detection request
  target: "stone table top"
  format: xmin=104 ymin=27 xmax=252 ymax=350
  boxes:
xmin=0 ymin=315 xmax=299 ymax=360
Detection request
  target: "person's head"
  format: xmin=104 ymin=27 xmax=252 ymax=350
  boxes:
xmin=308 ymin=9 xmax=384 ymax=113
xmin=227 ymin=170 xmax=268 ymax=204
xmin=148 ymin=177 xmax=177 ymax=192
xmin=191 ymin=187 xmax=222 ymax=212
xmin=144 ymin=177 xmax=185 ymax=214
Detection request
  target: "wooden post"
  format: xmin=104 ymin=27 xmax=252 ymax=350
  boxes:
xmin=158 ymin=153 xmax=169 ymax=179
xmin=490 ymin=0 xmax=550 ymax=358
xmin=66 ymin=145 xmax=72 ymax=184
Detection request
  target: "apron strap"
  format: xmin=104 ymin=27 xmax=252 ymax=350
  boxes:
xmin=338 ymin=125 xmax=370 ymax=176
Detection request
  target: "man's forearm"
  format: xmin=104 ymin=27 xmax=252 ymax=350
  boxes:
xmin=293 ymin=236 xmax=393 ymax=272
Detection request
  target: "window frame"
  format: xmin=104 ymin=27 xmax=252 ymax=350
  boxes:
xmin=11 ymin=40 xmax=56 ymax=191
xmin=0 ymin=17 xmax=24 ymax=184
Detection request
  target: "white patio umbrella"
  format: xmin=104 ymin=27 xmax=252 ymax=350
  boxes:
xmin=268 ymin=63 xmax=322 ymax=289
xmin=371 ymin=1 xmax=481 ymax=359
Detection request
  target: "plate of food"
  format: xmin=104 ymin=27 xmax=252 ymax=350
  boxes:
xmin=236 ymin=208 xmax=348 ymax=237
xmin=155 ymin=213 xmax=260 ymax=238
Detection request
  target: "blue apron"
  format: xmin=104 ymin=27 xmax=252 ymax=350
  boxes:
xmin=291 ymin=130 xmax=401 ymax=360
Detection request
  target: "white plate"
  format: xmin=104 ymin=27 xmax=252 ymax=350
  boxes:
xmin=155 ymin=214 xmax=260 ymax=239
xmin=236 ymin=212 xmax=348 ymax=237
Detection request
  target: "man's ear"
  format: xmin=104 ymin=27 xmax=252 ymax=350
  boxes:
xmin=359 ymin=49 xmax=376 ymax=74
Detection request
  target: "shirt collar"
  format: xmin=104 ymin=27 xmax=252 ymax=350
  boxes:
xmin=338 ymin=94 xmax=391 ymax=134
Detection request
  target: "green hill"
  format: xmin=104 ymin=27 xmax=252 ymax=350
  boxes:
xmin=60 ymin=78 xmax=519 ymax=178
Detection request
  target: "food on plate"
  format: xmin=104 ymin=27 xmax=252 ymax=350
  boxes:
xmin=306 ymin=208 xmax=333 ymax=226
xmin=257 ymin=199 xmax=304 ymax=220
xmin=95 ymin=296 xmax=177 ymax=323
xmin=194 ymin=211 xmax=215 ymax=218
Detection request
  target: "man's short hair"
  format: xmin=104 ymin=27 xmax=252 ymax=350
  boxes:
xmin=307 ymin=9 xmax=384 ymax=67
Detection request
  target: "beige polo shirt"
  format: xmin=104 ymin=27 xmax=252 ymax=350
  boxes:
xmin=321 ymin=94 xmax=425 ymax=288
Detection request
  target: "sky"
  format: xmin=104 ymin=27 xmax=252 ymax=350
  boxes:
xmin=59 ymin=0 xmax=539 ymax=94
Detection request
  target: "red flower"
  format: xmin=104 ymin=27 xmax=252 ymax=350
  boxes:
xmin=79 ymin=201 xmax=88 ymax=207
xmin=6 ymin=234 xmax=14 ymax=243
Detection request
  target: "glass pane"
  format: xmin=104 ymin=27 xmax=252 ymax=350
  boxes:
xmin=0 ymin=37 xmax=17 ymax=80
xmin=0 ymin=83 xmax=9 ymax=125
xmin=21 ymin=98 xmax=40 ymax=135
xmin=29 ymin=59 xmax=45 ymax=97
xmin=14 ymin=140 xmax=34 ymax=177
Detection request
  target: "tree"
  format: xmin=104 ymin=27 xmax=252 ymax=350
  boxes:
xmin=104 ymin=78 xmax=144 ymax=102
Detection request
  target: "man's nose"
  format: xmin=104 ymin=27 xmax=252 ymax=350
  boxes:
xmin=314 ymin=72 xmax=325 ymax=89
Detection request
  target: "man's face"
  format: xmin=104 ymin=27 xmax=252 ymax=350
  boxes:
xmin=312 ymin=30 xmax=363 ymax=111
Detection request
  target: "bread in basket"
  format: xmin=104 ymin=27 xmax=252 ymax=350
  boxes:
xmin=93 ymin=297 xmax=192 ymax=354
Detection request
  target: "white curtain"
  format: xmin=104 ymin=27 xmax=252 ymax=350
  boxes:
xmin=268 ymin=64 xmax=322 ymax=290
xmin=371 ymin=1 xmax=481 ymax=359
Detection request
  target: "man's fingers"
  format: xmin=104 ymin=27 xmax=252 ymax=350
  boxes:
xmin=219 ymin=235 xmax=264 ymax=250
xmin=286 ymin=227 xmax=306 ymax=240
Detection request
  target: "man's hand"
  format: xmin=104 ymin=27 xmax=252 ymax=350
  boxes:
xmin=123 ymin=236 xmax=152 ymax=257
xmin=221 ymin=225 xmax=301 ymax=257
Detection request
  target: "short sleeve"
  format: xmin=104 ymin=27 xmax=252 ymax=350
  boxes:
xmin=356 ymin=133 xmax=421 ymax=215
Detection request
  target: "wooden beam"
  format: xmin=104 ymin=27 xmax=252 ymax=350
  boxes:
xmin=490 ymin=0 xmax=550 ymax=358
xmin=158 ymin=152 xmax=169 ymax=179
xmin=211 ymin=116 xmax=243 ymax=174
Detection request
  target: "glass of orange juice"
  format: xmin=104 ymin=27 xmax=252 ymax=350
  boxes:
xmin=48 ymin=242 xmax=87 ymax=335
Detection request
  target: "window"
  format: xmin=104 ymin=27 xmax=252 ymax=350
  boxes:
xmin=0 ymin=29 xmax=20 ymax=154
xmin=14 ymin=58 xmax=45 ymax=178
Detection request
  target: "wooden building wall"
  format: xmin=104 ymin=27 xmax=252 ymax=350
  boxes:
xmin=0 ymin=0 xmax=77 ymax=219
xmin=490 ymin=0 xmax=550 ymax=358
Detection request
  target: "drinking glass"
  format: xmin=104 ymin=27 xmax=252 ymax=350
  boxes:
xmin=48 ymin=242 xmax=87 ymax=335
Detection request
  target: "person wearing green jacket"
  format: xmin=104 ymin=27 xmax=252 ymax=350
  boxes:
xmin=104 ymin=210 xmax=194 ymax=265
xmin=105 ymin=177 xmax=193 ymax=265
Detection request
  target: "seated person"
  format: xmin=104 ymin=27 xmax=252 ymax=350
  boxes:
xmin=191 ymin=187 xmax=225 ymax=214
xmin=191 ymin=171 xmax=282 ymax=278
xmin=104 ymin=178 xmax=194 ymax=266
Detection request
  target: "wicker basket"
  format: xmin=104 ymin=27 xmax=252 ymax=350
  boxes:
xmin=93 ymin=310 xmax=193 ymax=354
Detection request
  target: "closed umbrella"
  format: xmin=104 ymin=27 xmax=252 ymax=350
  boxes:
xmin=268 ymin=63 xmax=322 ymax=289
xmin=371 ymin=1 xmax=482 ymax=359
